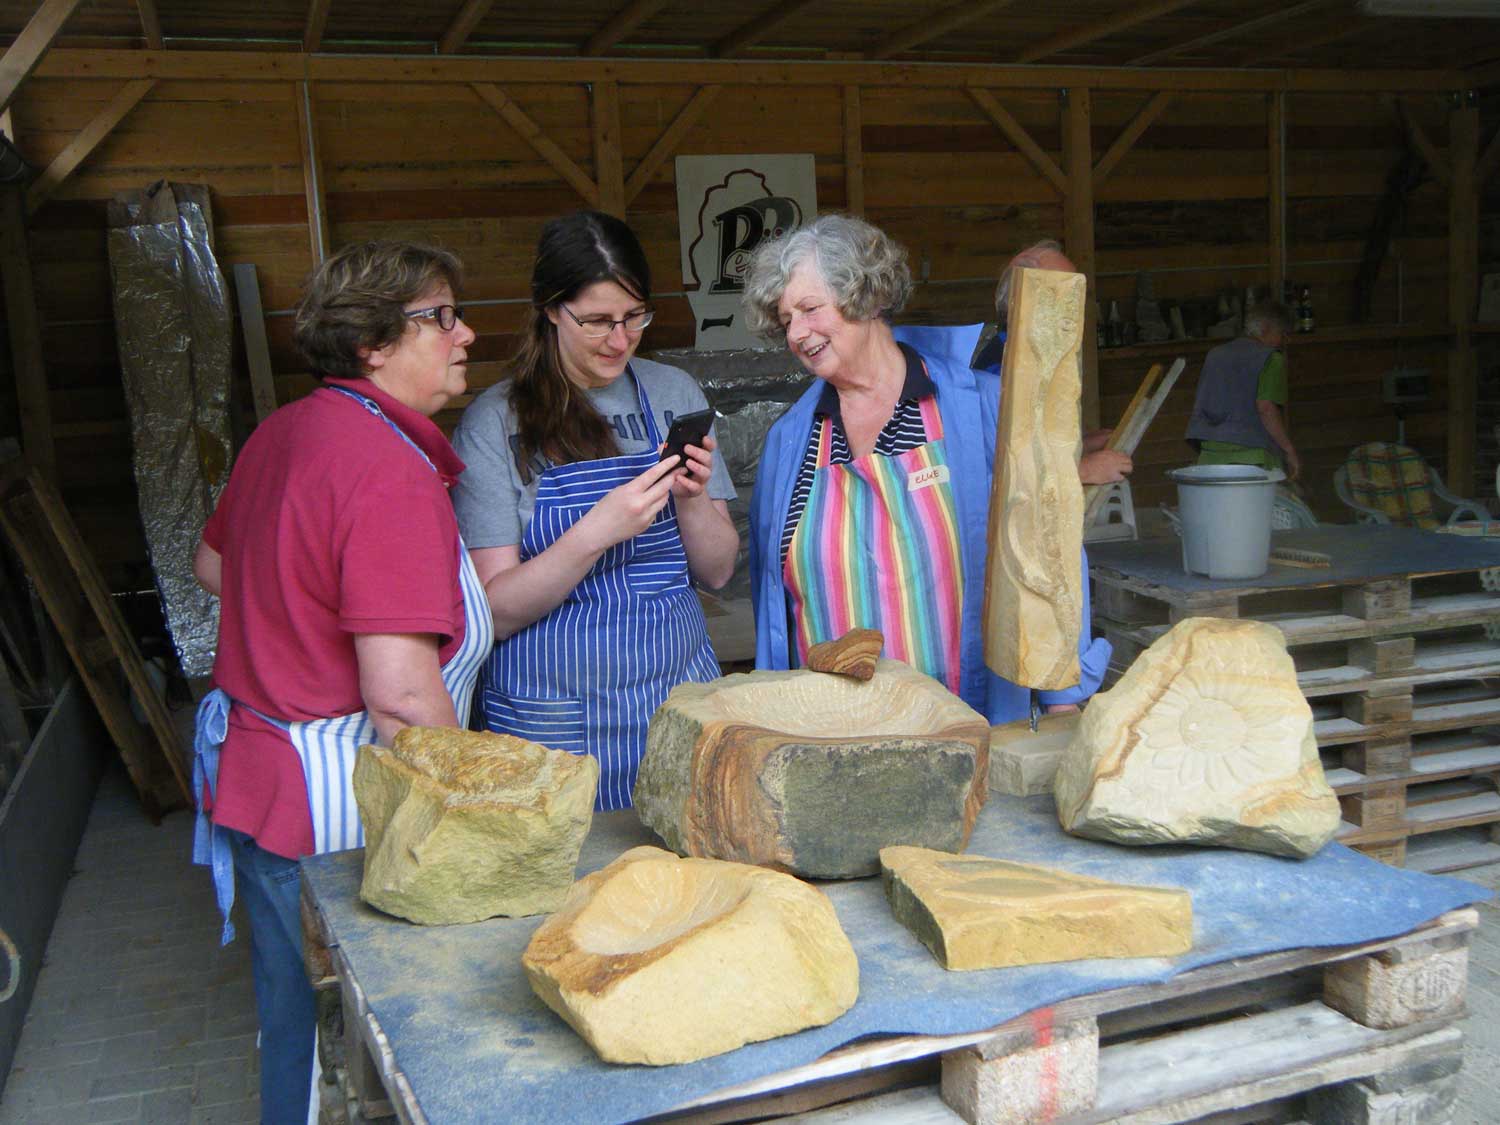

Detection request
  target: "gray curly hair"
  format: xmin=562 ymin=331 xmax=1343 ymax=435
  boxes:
xmin=741 ymin=213 xmax=913 ymax=341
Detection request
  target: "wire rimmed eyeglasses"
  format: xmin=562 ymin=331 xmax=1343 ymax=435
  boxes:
xmin=561 ymin=304 xmax=655 ymax=339
xmin=404 ymin=304 xmax=466 ymax=331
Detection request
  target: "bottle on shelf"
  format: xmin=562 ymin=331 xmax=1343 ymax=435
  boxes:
xmin=1106 ymin=300 xmax=1124 ymax=348
xmin=1296 ymin=286 xmax=1315 ymax=334
xmin=1096 ymin=301 xmax=1106 ymax=350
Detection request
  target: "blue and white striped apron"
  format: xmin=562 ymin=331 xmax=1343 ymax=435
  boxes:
xmin=192 ymin=387 xmax=493 ymax=942
xmin=480 ymin=368 xmax=720 ymax=811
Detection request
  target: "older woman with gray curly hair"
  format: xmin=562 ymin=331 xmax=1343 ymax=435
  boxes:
xmin=744 ymin=213 xmax=1106 ymax=723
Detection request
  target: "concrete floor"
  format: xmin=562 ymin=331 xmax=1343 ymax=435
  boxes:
xmin=1 ymin=765 xmax=1498 ymax=1125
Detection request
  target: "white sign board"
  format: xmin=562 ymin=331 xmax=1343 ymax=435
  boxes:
xmin=675 ymin=154 xmax=816 ymax=350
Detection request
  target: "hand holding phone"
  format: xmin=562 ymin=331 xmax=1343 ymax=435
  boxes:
xmin=659 ymin=408 xmax=716 ymax=464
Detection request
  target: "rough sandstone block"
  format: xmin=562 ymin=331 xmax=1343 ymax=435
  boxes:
xmin=1053 ymin=617 xmax=1341 ymax=858
xmin=806 ymin=627 xmax=882 ymax=681
xmin=881 ymin=846 xmax=1193 ymax=970
xmin=522 ymin=846 xmax=858 ymax=1065
xmin=989 ymin=710 xmax=1079 ymax=797
xmin=353 ymin=727 xmax=597 ymax=925
xmin=941 ymin=1015 xmax=1098 ymax=1125
xmin=634 ymin=660 xmax=990 ymax=877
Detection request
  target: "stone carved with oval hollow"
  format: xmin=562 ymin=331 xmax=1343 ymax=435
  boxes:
xmin=354 ymin=727 xmax=597 ymax=924
xmin=634 ymin=660 xmax=990 ymax=878
xmin=1053 ymin=617 xmax=1339 ymax=858
xmin=523 ymin=846 xmax=859 ymax=1065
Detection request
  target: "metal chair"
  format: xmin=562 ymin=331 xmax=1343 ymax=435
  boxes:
xmin=1332 ymin=442 xmax=1488 ymax=528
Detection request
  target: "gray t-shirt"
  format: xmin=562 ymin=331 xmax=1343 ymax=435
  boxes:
xmin=452 ymin=356 xmax=737 ymax=550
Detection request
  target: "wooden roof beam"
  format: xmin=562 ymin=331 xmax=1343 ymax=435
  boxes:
xmin=472 ymin=82 xmax=599 ymax=206
xmin=1128 ymin=0 xmax=1336 ymax=67
xmin=1013 ymin=0 xmax=1199 ymax=65
xmin=1236 ymin=15 xmax=1370 ymax=66
xmin=28 ymin=78 xmax=154 ymax=210
xmin=0 ymin=0 xmax=87 ymax=114
xmin=136 ymin=0 xmax=163 ymax=50
xmin=584 ymin=0 xmax=670 ymax=57
xmin=440 ymin=0 xmax=495 ymax=55
xmin=1092 ymin=90 xmax=1174 ymax=185
xmin=624 ymin=84 xmax=720 ymax=203
xmin=303 ymin=0 xmax=332 ymax=53
xmin=714 ymin=0 xmax=820 ymax=59
xmin=871 ymin=0 xmax=1017 ymax=60
xmin=967 ymin=88 xmax=1068 ymax=196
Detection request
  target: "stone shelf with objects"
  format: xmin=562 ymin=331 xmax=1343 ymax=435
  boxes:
xmin=1088 ymin=525 xmax=1500 ymax=873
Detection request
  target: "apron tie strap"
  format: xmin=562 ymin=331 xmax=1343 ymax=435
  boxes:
xmin=191 ymin=688 xmax=237 ymax=946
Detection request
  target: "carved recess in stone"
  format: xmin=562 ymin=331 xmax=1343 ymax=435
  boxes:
xmin=806 ymin=628 xmax=883 ymax=681
xmin=634 ymin=660 xmax=991 ymax=878
xmin=983 ymin=266 xmax=1085 ymax=691
xmin=523 ymin=846 xmax=859 ymax=1065
xmin=1054 ymin=618 xmax=1340 ymax=858
xmin=353 ymin=727 xmax=598 ymax=925
xmin=881 ymin=845 xmax=1193 ymax=970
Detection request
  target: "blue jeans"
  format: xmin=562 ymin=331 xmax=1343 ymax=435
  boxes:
xmin=227 ymin=829 xmax=315 ymax=1125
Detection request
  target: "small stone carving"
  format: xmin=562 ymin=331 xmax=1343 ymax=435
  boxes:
xmin=1133 ymin=271 xmax=1171 ymax=343
xmin=1053 ymin=617 xmax=1340 ymax=858
xmin=634 ymin=660 xmax=990 ymax=877
xmin=984 ymin=266 xmax=1085 ymax=691
xmin=523 ymin=846 xmax=859 ymax=1065
xmin=353 ymin=727 xmax=597 ymax=925
xmin=881 ymin=845 xmax=1193 ymax=970
xmin=806 ymin=627 xmax=883 ymax=680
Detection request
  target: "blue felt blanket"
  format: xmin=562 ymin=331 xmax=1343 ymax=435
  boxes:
xmin=301 ymin=795 xmax=1489 ymax=1124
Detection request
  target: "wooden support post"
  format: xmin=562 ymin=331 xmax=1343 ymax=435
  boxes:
xmin=303 ymin=0 xmax=332 ymax=53
xmin=472 ymin=83 xmax=600 ymax=208
xmin=0 ymin=186 xmax=53 ymax=480
xmin=295 ymin=81 xmax=330 ymax=266
xmin=27 ymin=78 xmax=155 ymax=211
xmin=1268 ymin=90 xmax=1287 ymax=302
xmin=1014 ymin=0 xmax=1197 ymax=64
xmin=1063 ymin=87 xmax=1099 ymax=432
xmin=591 ymin=80 xmax=624 ymax=217
xmin=439 ymin=0 xmax=495 ymax=54
xmin=843 ymin=85 xmax=863 ymax=216
xmin=583 ymin=0 xmax=669 ymax=57
xmin=941 ymin=1015 xmax=1099 ymax=1124
xmin=968 ymin=88 xmax=1069 ymax=196
xmin=135 ymin=0 xmax=164 ymax=51
xmin=624 ymin=84 xmax=719 ymax=204
xmin=231 ymin=264 xmax=278 ymax=424
xmin=871 ymin=0 xmax=1019 ymax=60
xmin=1394 ymin=97 xmax=1452 ymax=186
xmin=713 ymin=0 xmax=819 ymax=58
xmin=0 ymin=0 xmax=86 ymax=115
xmin=1447 ymin=97 xmax=1479 ymax=494
xmin=1092 ymin=90 xmax=1173 ymax=186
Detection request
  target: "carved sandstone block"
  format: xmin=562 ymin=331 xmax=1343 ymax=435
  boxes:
xmin=983 ymin=266 xmax=1086 ymax=691
xmin=523 ymin=846 xmax=858 ymax=1065
xmin=989 ymin=709 xmax=1080 ymax=797
xmin=806 ymin=627 xmax=883 ymax=681
xmin=353 ymin=728 xmax=597 ymax=925
xmin=1053 ymin=617 xmax=1341 ymax=859
xmin=634 ymin=660 xmax=990 ymax=878
xmin=881 ymin=846 xmax=1192 ymax=970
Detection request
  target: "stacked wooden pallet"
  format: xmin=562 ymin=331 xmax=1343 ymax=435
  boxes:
xmin=301 ymin=886 xmax=1479 ymax=1125
xmin=1090 ymin=535 xmax=1500 ymax=873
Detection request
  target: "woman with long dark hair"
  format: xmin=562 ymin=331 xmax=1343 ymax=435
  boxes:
xmin=452 ymin=211 xmax=737 ymax=809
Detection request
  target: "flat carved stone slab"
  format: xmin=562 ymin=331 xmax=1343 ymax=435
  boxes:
xmin=881 ymin=845 xmax=1193 ymax=970
xmin=353 ymin=727 xmax=597 ymax=925
xmin=1053 ymin=617 xmax=1340 ymax=858
xmin=634 ymin=660 xmax=990 ymax=878
xmin=523 ymin=845 xmax=859 ymax=1065
xmin=806 ymin=628 xmax=883 ymax=681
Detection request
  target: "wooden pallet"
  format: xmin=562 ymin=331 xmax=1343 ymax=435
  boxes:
xmin=0 ymin=461 xmax=190 ymax=817
xmin=301 ymin=887 xmax=1478 ymax=1125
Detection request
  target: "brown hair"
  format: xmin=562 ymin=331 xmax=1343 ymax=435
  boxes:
xmin=508 ymin=211 xmax=652 ymax=479
xmin=293 ymin=240 xmax=464 ymax=381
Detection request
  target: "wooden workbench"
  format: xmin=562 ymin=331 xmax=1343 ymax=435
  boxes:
xmin=1088 ymin=525 xmax=1500 ymax=872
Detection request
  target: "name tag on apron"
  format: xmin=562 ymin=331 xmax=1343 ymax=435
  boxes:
xmin=907 ymin=464 xmax=950 ymax=492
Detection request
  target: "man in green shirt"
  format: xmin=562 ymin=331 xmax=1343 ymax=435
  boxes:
xmin=1187 ymin=303 xmax=1301 ymax=481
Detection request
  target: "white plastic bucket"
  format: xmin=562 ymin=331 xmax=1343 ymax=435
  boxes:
xmin=1167 ymin=464 xmax=1287 ymax=580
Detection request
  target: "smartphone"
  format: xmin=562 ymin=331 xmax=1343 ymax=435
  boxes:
xmin=659 ymin=408 xmax=716 ymax=463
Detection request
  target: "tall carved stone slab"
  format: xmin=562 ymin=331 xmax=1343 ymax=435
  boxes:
xmin=1053 ymin=617 xmax=1341 ymax=859
xmin=983 ymin=266 xmax=1086 ymax=690
xmin=523 ymin=846 xmax=859 ymax=1065
xmin=354 ymin=727 xmax=597 ymax=925
xmin=634 ymin=660 xmax=991 ymax=878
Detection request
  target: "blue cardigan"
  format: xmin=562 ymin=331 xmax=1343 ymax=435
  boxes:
xmin=749 ymin=333 xmax=1110 ymax=723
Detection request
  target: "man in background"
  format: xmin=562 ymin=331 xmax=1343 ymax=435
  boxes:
xmin=1185 ymin=302 xmax=1300 ymax=481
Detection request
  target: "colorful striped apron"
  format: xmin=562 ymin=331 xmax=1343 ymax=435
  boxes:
xmin=192 ymin=387 xmax=493 ymax=942
xmin=479 ymin=369 xmax=720 ymax=811
xmin=783 ymin=394 xmax=965 ymax=693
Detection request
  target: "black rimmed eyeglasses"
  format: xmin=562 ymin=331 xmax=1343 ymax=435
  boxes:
xmin=561 ymin=304 xmax=655 ymax=339
xmin=404 ymin=304 xmax=466 ymax=331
